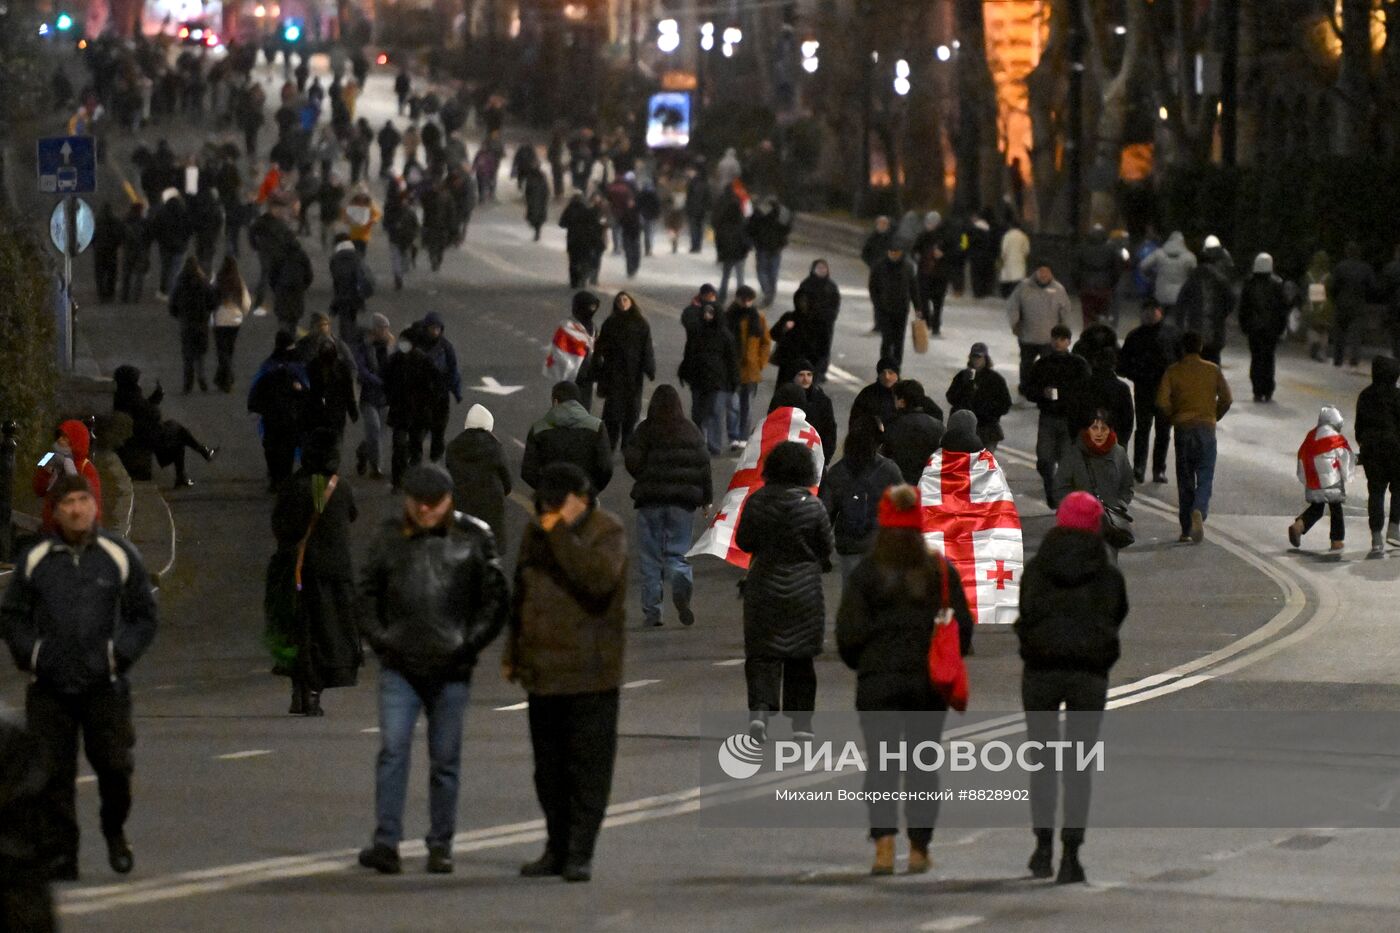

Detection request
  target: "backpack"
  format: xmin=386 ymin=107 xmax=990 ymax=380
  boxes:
xmin=833 ymin=462 xmax=878 ymax=542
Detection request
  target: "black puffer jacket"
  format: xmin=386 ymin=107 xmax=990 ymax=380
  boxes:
xmin=357 ymin=512 xmax=508 ymax=682
xmin=818 ymin=454 xmax=903 ymax=554
xmin=735 ymin=483 xmax=834 ymax=658
xmin=836 ymin=554 xmax=974 ymax=710
xmin=1015 ymin=527 xmax=1127 ymax=675
xmin=624 ymin=416 xmax=713 ymax=509
xmin=678 ymin=313 xmax=739 ymax=393
xmin=883 ymin=409 xmax=945 ymax=484
xmin=445 ymin=429 xmax=512 ymax=545
xmin=1355 ymin=355 xmax=1400 ymax=476
xmin=945 ymin=367 xmax=1012 ymax=440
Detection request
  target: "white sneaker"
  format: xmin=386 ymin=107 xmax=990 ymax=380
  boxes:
xmin=730 ymin=440 xmax=747 ymax=451
xmin=251 ymin=306 xmax=269 ymax=317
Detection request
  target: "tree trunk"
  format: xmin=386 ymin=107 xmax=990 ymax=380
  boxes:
xmin=951 ymin=0 xmax=1000 ymax=217
xmin=1335 ymin=0 xmax=1374 ymax=155
xmin=1027 ymin=0 xmax=1069 ymax=231
xmin=1087 ymin=0 xmax=1148 ymax=226
xmin=903 ymin=1 xmax=944 ymax=207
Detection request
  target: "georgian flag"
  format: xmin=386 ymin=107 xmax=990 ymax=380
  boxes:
xmin=919 ymin=449 xmax=1023 ymax=625
xmin=543 ymin=319 xmax=593 ymax=383
xmin=686 ymin=405 xmax=825 ymax=570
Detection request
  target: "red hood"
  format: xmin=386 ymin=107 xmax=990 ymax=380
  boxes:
xmin=59 ymin=419 xmax=90 ymax=462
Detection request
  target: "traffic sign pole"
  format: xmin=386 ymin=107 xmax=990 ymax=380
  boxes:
xmin=64 ymin=195 xmax=75 ymax=371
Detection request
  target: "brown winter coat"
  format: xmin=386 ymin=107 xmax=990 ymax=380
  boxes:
xmin=736 ymin=310 xmax=771 ymax=385
xmin=507 ymin=506 xmax=627 ymax=695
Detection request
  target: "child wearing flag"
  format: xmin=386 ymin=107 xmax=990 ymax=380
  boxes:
xmin=1289 ymin=406 xmax=1355 ymax=553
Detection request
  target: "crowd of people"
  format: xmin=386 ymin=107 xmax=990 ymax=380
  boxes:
xmin=10 ymin=33 xmax=1400 ymax=928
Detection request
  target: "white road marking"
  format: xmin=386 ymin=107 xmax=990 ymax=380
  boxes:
xmin=511 ymin=437 xmax=526 ymax=449
xmin=623 ymin=679 xmax=661 ymax=689
xmin=919 ymin=917 xmax=984 ymax=931
xmin=712 ymin=658 xmax=746 ymax=667
xmin=77 ymin=776 xmax=96 ymax=785
xmin=359 ymin=727 xmax=379 ymax=734
xmin=494 ymin=702 xmax=529 ymax=711
xmin=215 ymin=750 xmax=273 ymax=761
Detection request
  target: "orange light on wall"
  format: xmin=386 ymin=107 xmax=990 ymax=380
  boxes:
xmin=983 ymin=0 xmax=1046 ymax=184
xmin=1119 ymin=143 xmax=1154 ymax=182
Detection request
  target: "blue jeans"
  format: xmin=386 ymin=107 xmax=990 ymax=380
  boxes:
xmin=1173 ymin=425 xmax=1217 ymax=535
xmin=719 ymin=259 xmax=746 ymax=304
xmin=373 ymin=667 xmax=470 ymax=850
xmin=636 ymin=506 xmax=695 ymax=623
xmin=754 ymin=249 xmax=782 ymax=305
xmin=691 ymin=387 xmax=728 ymax=455
xmin=358 ymin=403 xmax=387 ymax=472
xmin=728 ymin=383 xmax=757 ymax=442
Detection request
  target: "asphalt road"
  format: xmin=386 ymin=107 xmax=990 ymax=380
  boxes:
xmin=5 ymin=58 xmax=1400 ymax=933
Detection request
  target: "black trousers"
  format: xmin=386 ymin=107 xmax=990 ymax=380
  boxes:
xmin=213 ymin=326 xmax=240 ymax=391
xmin=918 ymin=276 xmax=947 ymax=333
xmin=1247 ymin=334 xmax=1279 ymax=399
xmin=567 ymin=249 xmax=590 ymax=288
xmin=602 ymin=390 xmax=643 ymax=451
xmin=1132 ymin=383 xmax=1171 ymax=477
xmin=744 ymin=656 xmax=816 ymax=732
xmin=1018 ymin=342 xmax=1051 ymax=397
xmin=428 ymin=407 xmax=449 ymax=462
xmin=263 ymin=430 xmax=298 ymax=487
xmin=527 ymin=690 xmax=619 ymax=865
xmin=391 ymin=426 xmax=426 ymax=488
xmin=859 ymin=707 xmax=947 ymax=847
xmin=26 ymin=681 xmax=135 ymax=865
xmin=1365 ymin=465 xmax=1400 ymax=531
xmin=1297 ymin=501 xmax=1345 ymax=541
xmin=94 ymin=253 xmax=119 ymax=302
xmin=877 ymin=317 xmax=906 ymax=371
xmin=1021 ymin=668 xmax=1107 ymax=847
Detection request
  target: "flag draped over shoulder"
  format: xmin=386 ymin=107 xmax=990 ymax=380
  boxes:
xmin=543 ymin=319 xmax=592 ymax=383
xmin=919 ymin=449 xmax=1023 ymax=625
xmin=686 ymin=406 xmax=825 ymax=569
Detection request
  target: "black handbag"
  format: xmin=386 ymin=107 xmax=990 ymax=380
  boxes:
xmin=1087 ymin=462 xmax=1135 ymax=549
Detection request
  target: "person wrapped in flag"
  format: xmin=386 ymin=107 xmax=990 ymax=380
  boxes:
xmin=1288 ymin=406 xmax=1355 ymax=553
xmin=543 ymin=291 xmax=600 ymax=409
xmin=918 ymin=430 xmax=1024 ymax=625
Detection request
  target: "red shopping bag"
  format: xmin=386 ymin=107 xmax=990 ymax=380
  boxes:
xmin=927 ymin=555 xmax=969 ymax=712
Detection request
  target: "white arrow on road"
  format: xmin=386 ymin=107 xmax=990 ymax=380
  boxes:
xmin=60 ymin=141 xmax=73 ymax=163
xmin=471 ymin=376 xmax=524 ymax=396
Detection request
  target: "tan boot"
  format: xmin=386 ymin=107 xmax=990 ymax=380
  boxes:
xmin=1287 ymin=520 xmax=1303 ymax=549
xmin=907 ymin=844 xmax=932 ymax=875
xmin=871 ymin=836 xmax=895 ymax=876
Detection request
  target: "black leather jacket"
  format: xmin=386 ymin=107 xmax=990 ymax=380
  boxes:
xmin=357 ymin=512 xmax=509 ymax=682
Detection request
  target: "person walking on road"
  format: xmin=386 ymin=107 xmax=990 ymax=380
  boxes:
xmin=852 ymin=359 xmax=901 ymax=429
xmin=795 ymin=259 xmax=841 ymax=381
xmin=352 ymin=314 xmax=393 ymax=480
xmin=870 ymin=245 xmax=920 ymax=370
xmin=169 ymin=255 xmax=217 ymax=394
xmin=592 ymin=292 xmax=656 ymax=450
xmin=793 ymin=364 xmax=839 ymax=465
xmin=508 ymin=463 xmax=628 ymax=884
xmin=684 ymin=163 xmax=711 ymax=254
xmin=356 ymin=464 xmax=508 ymax=876
xmin=521 ymin=381 xmax=614 ymax=493
xmin=1354 ymin=356 xmax=1400 ymax=553
xmin=860 ymin=216 xmax=894 ymax=332
xmin=911 ymin=212 xmax=953 ymax=335
xmin=726 ymin=287 xmax=771 ymax=449
xmin=419 ymin=312 xmax=463 ymax=462
xmin=1027 ymin=325 xmax=1091 ymax=506
xmin=748 ymin=196 xmax=792 ymax=308
xmin=560 ymin=190 xmax=607 ymax=289
xmin=384 ymin=325 xmax=444 ymax=490
xmin=212 ymin=256 xmax=250 ymax=393
xmin=998 ymin=221 xmax=1031 ymax=298
xmin=1016 ymin=491 xmax=1127 ymax=885
xmin=2 ymin=474 xmax=158 ymax=882
xmin=769 ymin=288 xmax=828 ymax=388
xmin=820 ymin=415 xmax=904 ymax=580
xmin=1053 ymin=412 xmax=1135 ymax=563
xmin=945 ymin=342 xmax=1013 ymax=452
xmin=1073 ymin=225 xmax=1121 ymax=330
xmin=524 ymin=161 xmax=550 ymax=241
xmin=268 ymin=232 xmax=314 ymax=335
xmin=267 ymin=428 xmax=362 ymax=716
xmin=678 ymin=302 xmax=740 ymax=456
xmin=1237 ymin=253 xmax=1291 ymax=403
xmin=624 ymin=385 xmax=711 ymax=627
xmin=882 ymin=380 xmax=945 ymax=484
xmin=1157 ymin=332 xmax=1233 ymax=543
xmin=1139 ymin=230 xmax=1197 ymax=318
xmin=328 ymin=232 xmax=375 ymax=342
xmin=713 ymin=181 xmax=751 ymax=304
xmin=1117 ymin=299 xmax=1182 ymax=483
xmin=1288 ymin=407 xmax=1355 ymax=554
xmin=837 ymin=484 xmax=973 ymax=876
xmin=1007 ymin=261 xmax=1073 ymax=398
xmin=735 ymin=441 xmax=835 ymax=744
xmin=445 ymin=404 xmax=513 ymax=548
xmin=150 ymin=187 xmax=191 ymax=299
xmin=248 ymin=331 xmax=310 ymax=491
xmin=1330 ymin=241 xmax=1376 ymax=369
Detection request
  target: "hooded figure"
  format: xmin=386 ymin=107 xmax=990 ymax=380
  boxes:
xmin=445 ymin=403 xmax=512 ymax=546
xmin=945 ymin=343 xmax=1012 ymax=451
xmin=544 ymin=291 xmax=600 ymax=406
xmin=1139 ymin=231 xmax=1197 ymax=308
xmin=1237 ymin=252 xmax=1291 ymax=402
xmin=939 ymin=409 xmax=984 ymax=453
xmin=32 ymin=420 xmax=104 ymax=533
xmin=1354 ymin=356 xmax=1400 ymax=549
xmin=794 ymin=259 xmax=842 ymax=379
xmin=1289 ymin=406 xmax=1355 ymax=553
xmin=592 ymin=292 xmax=656 ymax=449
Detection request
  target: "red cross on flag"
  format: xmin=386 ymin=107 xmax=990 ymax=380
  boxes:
xmin=543 ymin=319 xmax=593 ymax=384
xmin=919 ymin=449 xmax=1023 ymax=625
xmin=687 ymin=405 xmax=825 ymax=569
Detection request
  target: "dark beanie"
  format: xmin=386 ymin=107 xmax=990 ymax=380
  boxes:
xmin=401 ymin=464 xmax=454 ymax=503
xmin=47 ymin=472 xmax=93 ymax=504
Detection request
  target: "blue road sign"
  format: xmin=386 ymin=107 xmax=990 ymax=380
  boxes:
xmin=37 ymin=136 xmax=96 ymax=195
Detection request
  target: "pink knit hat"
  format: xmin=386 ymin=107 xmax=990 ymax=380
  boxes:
xmin=1056 ymin=491 xmax=1104 ymax=534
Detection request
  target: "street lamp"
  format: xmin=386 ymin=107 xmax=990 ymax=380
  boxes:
xmin=935 ymin=44 xmax=951 ymax=62
xmin=801 ymin=39 xmax=819 ymax=74
xmin=657 ymin=18 xmax=679 ymax=53
xmin=700 ymin=21 xmax=714 ymax=51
